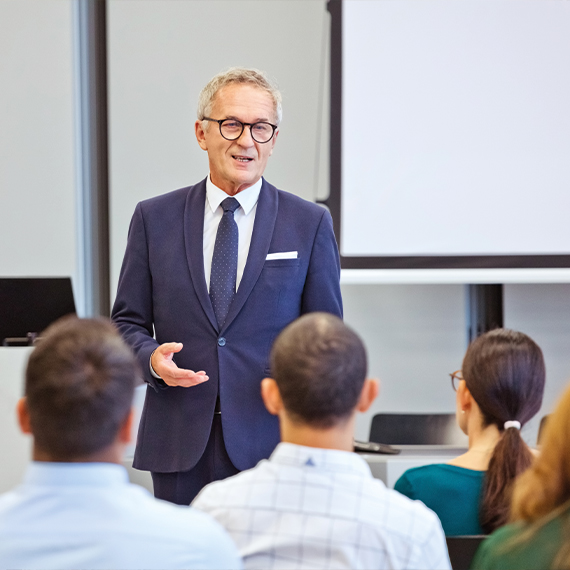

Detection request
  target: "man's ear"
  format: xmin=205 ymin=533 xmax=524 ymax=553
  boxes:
xmin=117 ymin=408 xmax=135 ymax=445
xmin=261 ymin=377 xmax=283 ymax=416
xmin=195 ymin=120 xmax=208 ymax=151
xmin=268 ymin=129 xmax=278 ymax=156
xmin=17 ymin=397 xmax=32 ymax=435
xmin=356 ymin=378 xmax=379 ymax=413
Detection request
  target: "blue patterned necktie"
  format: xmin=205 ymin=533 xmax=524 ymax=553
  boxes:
xmin=210 ymin=197 xmax=240 ymax=329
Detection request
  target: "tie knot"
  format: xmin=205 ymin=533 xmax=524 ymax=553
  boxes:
xmin=221 ymin=197 xmax=240 ymax=214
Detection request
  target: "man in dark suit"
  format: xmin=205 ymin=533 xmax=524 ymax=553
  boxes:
xmin=112 ymin=67 xmax=343 ymax=505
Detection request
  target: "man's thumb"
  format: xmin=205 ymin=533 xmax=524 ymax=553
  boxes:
xmin=159 ymin=342 xmax=183 ymax=355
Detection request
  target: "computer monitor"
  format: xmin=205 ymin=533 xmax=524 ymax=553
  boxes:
xmin=0 ymin=278 xmax=76 ymax=346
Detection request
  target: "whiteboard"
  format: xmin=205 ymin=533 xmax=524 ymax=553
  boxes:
xmin=332 ymin=0 xmax=570 ymax=271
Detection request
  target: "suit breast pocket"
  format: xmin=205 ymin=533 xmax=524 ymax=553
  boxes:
xmin=257 ymin=258 xmax=305 ymax=323
xmin=263 ymin=259 xmax=301 ymax=268
xmin=260 ymin=259 xmax=302 ymax=293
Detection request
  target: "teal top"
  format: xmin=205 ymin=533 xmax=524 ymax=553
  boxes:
xmin=472 ymin=513 xmax=568 ymax=570
xmin=394 ymin=463 xmax=485 ymax=536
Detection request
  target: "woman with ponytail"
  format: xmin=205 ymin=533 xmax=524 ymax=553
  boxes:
xmin=473 ymin=382 xmax=570 ymax=569
xmin=394 ymin=329 xmax=545 ymax=536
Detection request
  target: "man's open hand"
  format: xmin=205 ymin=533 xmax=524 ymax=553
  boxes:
xmin=151 ymin=342 xmax=209 ymax=387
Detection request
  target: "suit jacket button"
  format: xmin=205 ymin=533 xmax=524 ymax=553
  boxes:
xmin=218 ymin=337 xmax=226 ymax=347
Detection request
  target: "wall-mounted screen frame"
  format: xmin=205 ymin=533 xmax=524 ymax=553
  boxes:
xmin=327 ymin=0 xmax=570 ymax=270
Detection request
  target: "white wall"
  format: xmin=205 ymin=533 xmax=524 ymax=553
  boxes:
xmin=344 ymin=284 xmax=467 ymax=440
xmin=108 ymin=0 xmax=331 ymax=290
xmin=0 ymin=0 xmax=76 ymax=280
xmin=0 ymin=0 xmax=77 ymax=495
xmin=0 ymin=349 xmax=33 ymax=493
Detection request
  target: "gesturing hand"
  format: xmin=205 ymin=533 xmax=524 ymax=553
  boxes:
xmin=151 ymin=342 xmax=209 ymax=387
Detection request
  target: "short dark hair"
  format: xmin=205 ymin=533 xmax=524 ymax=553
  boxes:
xmin=462 ymin=328 xmax=546 ymax=533
xmin=270 ymin=313 xmax=367 ymax=428
xmin=25 ymin=316 xmax=139 ymax=459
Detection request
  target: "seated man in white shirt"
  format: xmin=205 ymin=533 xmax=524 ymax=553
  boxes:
xmin=193 ymin=312 xmax=451 ymax=570
xmin=0 ymin=316 xmax=241 ymax=570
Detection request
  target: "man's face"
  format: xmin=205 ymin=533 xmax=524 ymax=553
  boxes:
xmin=195 ymin=83 xmax=278 ymax=195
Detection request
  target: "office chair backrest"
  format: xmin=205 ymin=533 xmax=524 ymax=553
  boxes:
xmin=369 ymin=413 xmax=468 ymax=446
xmin=446 ymin=536 xmax=486 ymax=570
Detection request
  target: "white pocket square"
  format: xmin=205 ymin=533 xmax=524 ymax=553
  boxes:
xmin=266 ymin=251 xmax=298 ymax=260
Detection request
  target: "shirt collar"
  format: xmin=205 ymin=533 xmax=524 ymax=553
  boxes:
xmin=269 ymin=442 xmax=373 ymax=477
xmin=23 ymin=461 xmax=129 ymax=487
xmin=206 ymin=175 xmax=262 ymax=216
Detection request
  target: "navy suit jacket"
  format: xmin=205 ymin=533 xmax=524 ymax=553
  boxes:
xmin=112 ymin=178 xmax=342 ymax=473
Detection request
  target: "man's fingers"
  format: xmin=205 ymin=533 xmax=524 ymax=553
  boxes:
xmin=160 ymin=364 xmax=208 ymax=384
xmin=160 ymin=358 xmax=206 ymax=377
xmin=153 ymin=342 xmax=209 ymax=387
xmin=157 ymin=342 xmax=183 ymax=355
xmin=163 ymin=373 xmax=209 ymax=388
xmin=173 ymin=376 xmax=210 ymax=388
xmin=168 ymin=367 xmax=208 ymax=381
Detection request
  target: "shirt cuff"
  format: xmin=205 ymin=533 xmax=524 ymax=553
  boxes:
xmin=149 ymin=350 xmax=162 ymax=379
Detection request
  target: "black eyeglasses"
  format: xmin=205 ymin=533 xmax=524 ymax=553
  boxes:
xmin=202 ymin=117 xmax=278 ymax=144
xmin=449 ymin=370 xmax=463 ymax=391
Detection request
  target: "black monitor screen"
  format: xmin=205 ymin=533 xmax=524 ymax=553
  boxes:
xmin=0 ymin=278 xmax=76 ymax=344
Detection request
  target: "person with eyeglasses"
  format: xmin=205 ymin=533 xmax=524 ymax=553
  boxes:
xmin=394 ymin=329 xmax=545 ymax=536
xmin=112 ymin=67 xmax=342 ymax=505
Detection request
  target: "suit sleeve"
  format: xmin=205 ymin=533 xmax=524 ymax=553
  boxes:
xmin=112 ymin=203 xmax=165 ymax=392
xmin=301 ymin=208 xmax=343 ymax=318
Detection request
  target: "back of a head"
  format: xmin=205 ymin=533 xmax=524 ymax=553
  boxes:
xmin=270 ymin=313 xmax=367 ymax=428
xmin=462 ymin=328 xmax=546 ymax=532
xmin=25 ymin=316 xmax=138 ymax=460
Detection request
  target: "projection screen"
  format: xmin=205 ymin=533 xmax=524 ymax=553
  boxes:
xmin=329 ymin=0 xmax=570 ymax=271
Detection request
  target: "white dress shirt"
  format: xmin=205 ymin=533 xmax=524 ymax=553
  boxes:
xmin=204 ymin=175 xmax=261 ymax=292
xmin=193 ymin=443 xmax=451 ymax=570
xmin=150 ymin=175 xmax=261 ymax=378
xmin=0 ymin=462 xmax=242 ymax=570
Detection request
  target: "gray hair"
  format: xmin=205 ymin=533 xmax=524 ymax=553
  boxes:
xmin=197 ymin=67 xmax=282 ymax=127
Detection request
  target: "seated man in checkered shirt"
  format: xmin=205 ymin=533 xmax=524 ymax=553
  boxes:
xmin=193 ymin=312 xmax=451 ymax=570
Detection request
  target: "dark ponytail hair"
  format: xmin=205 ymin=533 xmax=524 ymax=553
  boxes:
xmin=462 ymin=328 xmax=546 ymax=533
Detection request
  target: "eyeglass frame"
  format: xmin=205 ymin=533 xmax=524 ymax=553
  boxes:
xmin=201 ymin=117 xmax=278 ymax=144
xmin=449 ymin=370 xmax=463 ymax=391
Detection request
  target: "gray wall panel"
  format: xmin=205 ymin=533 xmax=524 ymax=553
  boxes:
xmin=0 ymin=0 xmax=76 ymax=279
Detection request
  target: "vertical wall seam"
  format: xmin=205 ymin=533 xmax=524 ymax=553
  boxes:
xmin=73 ymin=0 xmax=110 ymax=317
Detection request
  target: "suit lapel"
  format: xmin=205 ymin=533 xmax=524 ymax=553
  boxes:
xmin=221 ymin=179 xmax=278 ymax=333
xmin=184 ymin=179 xmax=218 ymax=332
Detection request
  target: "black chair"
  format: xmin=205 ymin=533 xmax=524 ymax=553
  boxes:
xmin=446 ymin=536 xmax=486 ymax=570
xmin=369 ymin=413 xmax=467 ymax=446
